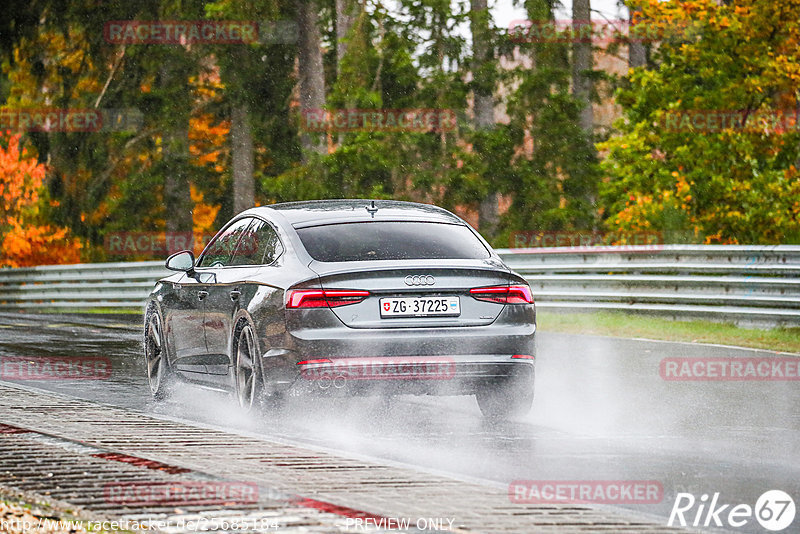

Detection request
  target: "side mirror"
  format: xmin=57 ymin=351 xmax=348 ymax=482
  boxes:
xmin=165 ymin=250 xmax=195 ymax=274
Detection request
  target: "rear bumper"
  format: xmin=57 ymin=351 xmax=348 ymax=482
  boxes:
xmin=288 ymin=357 xmax=534 ymax=397
xmin=284 ymin=314 xmax=535 ymax=357
xmin=259 ymin=304 xmax=536 ymax=397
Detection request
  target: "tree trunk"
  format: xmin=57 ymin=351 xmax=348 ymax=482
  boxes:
xmin=572 ymin=0 xmax=593 ymax=134
xmin=336 ymin=0 xmax=357 ymax=70
xmin=628 ymin=6 xmax=647 ymax=69
xmin=160 ymin=63 xmax=193 ymax=234
xmin=572 ymin=0 xmax=597 ymax=228
xmin=297 ymin=0 xmax=327 ymax=158
xmin=471 ymin=0 xmax=493 ymax=129
xmin=231 ymin=104 xmax=255 ymax=215
xmin=470 ymin=0 xmax=498 ymax=238
xmin=335 ymin=0 xmax=359 ymax=146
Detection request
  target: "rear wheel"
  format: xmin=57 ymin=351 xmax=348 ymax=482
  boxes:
xmin=144 ymin=307 xmax=173 ymax=400
xmin=476 ymin=380 xmax=533 ymax=419
xmin=234 ymin=323 xmax=262 ymax=412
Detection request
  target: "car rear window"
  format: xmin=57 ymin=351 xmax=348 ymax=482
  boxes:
xmin=296 ymin=221 xmax=491 ymax=262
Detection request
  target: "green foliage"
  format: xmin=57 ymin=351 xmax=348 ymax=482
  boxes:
xmin=599 ymin=0 xmax=800 ymax=244
xmin=490 ymin=0 xmax=601 ymax=245
xmin=3 ymin=0 xmax=796 ymax=263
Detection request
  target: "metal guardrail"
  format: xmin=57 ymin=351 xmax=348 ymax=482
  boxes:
xmin=498 ymin=244 xmax=800 ymax=327
xmin=0 ymin=245 xmax=799 ymax=326
xmin=0 ymin=261 xmax=168 ymax=311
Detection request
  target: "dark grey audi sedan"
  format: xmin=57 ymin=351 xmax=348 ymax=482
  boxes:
xmin=144 ymin=200 xmax=536 ymax=418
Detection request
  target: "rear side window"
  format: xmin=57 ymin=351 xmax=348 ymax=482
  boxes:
xmin=229 ymin=218 xmax=284 ymax=266
xmin=197 ymin=217 xmax=252 ymax=267
xmin=296 ymin=221 xmax=490 ymax=262
xmin=199 ymin=217 xmax=284 ymax=267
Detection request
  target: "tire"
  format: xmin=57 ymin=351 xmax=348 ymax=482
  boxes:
xmin=144 ymin=306 xmax=173 ymax=400
xmin=476 ymin=379 xmax=534 ymax=419
xmin=234 ymin=323 xmax=263 ymax=413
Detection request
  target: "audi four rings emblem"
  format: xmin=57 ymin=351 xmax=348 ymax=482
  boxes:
xmin=405 ymin=275 xmax=435 ymax=286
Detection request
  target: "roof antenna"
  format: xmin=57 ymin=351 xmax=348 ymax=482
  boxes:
xmin=366 ymin=200 xmax=378 ymax=218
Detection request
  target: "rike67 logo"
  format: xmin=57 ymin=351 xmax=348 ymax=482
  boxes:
xmin=669 ymin=490 xmax=795 ymax=531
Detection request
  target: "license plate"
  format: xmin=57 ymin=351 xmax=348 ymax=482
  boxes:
xmin=380 ymin=297 xmax=460 ymax=317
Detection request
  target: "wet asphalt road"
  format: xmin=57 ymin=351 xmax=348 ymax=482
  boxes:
xmin=0 ymin=312 xmax=797 ymax=533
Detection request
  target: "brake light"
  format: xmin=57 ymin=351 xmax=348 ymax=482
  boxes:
xmin=469 ymin=285 xmax=533 ymax=304
xmin=297 ymin=358 xmax=332 ymax=365
xmin=286 ymin=289 xmax=370 ymax=308
xmin=511 ymin=354 xmax=535 ymax=360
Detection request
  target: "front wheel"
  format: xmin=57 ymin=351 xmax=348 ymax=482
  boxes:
xmin=476 ymin=380 xmax=534 ymax=419
xmin=144 ymin=307 xmax=173 ymax=400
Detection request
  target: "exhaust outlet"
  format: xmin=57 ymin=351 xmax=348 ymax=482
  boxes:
xmin=333 ymin=375 xmax=346 ymax=389
xmin=318 ymin=377 xmax=332 ymax=389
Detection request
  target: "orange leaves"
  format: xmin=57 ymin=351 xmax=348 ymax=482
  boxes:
xmin=190 ymin=185 xmax=221 ymax=256
xmin=0 ymin=134 xmax=45 ymax=216
xmin=0 ymin=133 xmax=82 ymax=267
xmin=189 ymin=114 xmax=230 ymax=171
xmin=188 ymin=70 xmax=230 ymax=175
xmin=1 ymin=218 xmax=82 ymax=268
xmin=190 ymin=184 xmax=220 ymax=234
xmin=703 ymin=231 xmax=736 ymax=245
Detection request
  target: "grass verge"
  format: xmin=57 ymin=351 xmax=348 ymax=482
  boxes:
xmin=48 ymin=308 xmax=142 ymax=315
xmin=537 ymin=310 xmax=800 ymax=354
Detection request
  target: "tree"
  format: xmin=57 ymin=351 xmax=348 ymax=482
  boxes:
xmin=599 ymin=0 xmax=800 ymax=243
xmin=0 ymin=134 xmax=81 ymax=267
xmin=159 ymin=58 xmax=194 ymax=233
xmin=0 ymin=0 xmax=205 ymax=255
xmin=231 ymin=103 xmax=255 ymax=214
xmin=489 ymin=0 xmax=599 ymax=245
xmin=572 ymin=0 xmax=593 ymax=134
xmin=206 ymin=0 xmax=295 ymax=218
xmin=470 ymin=0 xmax=500 ymax=238
xmin=297 ymin=0 xmax=327 ymax=157
xmin=626 ymin=1 xmax=647 ymax=69
xmin=336 ymin=0 xmax=359 ymax=71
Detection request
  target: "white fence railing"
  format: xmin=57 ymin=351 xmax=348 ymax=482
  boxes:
xmin=1 ymin=245 xmax=799 ymax=326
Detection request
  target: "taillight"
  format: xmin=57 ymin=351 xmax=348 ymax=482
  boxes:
xmin=297 ymin=358 xmax=332 ymax=365
xmin=286 ymin=289 xmax=370 ymax=308
xmin=469 ymin=285 xmax=533 ymax=304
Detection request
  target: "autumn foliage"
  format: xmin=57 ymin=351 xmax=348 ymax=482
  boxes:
xmin=1 ymin=0 xmax=799 ymax=256
xmin=599 ymin=0 xmax=800 ymax=243
xmin=0 ymin=133 xmax=82 ymax=267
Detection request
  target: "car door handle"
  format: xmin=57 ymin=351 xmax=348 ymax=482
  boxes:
xmin=230 ymin=290 xmax=241 ymax=301
xmin=198 ymin=290 xmax=208 ymax=301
